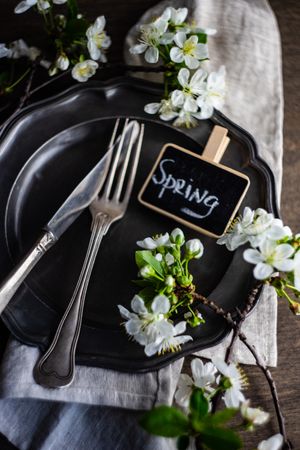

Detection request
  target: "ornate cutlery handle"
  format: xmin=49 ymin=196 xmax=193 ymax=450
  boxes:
xmin=0 ymin=232 xmax=56 ymax=315
xmin=34 ymin=213 xmax=110 ymax=388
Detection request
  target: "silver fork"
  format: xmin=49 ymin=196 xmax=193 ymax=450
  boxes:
xmin=34 ymin=118 xmax=144 ymax=388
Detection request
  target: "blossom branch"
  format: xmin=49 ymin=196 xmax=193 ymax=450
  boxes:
xmin=193 ymin=289 xmax=292 ymax=449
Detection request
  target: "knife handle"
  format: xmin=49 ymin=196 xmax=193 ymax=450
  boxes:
xmin=0 ymin=231 xmax=56 ymax=315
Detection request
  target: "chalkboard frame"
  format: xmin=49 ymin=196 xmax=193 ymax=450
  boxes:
xmin=138 ymin=143 xmax=250 ymax=238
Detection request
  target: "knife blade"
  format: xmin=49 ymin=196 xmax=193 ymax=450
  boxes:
xmin=0 ymin=118 xmax=139 ymax=315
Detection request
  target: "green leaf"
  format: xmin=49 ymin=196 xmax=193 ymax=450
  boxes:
xmin=135 ymin=250 xmax=164 ymax=276
xmin=138 ymin=287 xmax=156 ymax=303
xmin=209 ymin=408 xmax=238 ymax=425
xmin=197 ymin=33 xmax=207 ymax=44
xmin=177 ymin=435 xmax=190 ymax=450
xmin=189 ymin=389 xmax=209 ymax=420
xmin=140 ymin=406 xmax=190 ymax=438
xmin=201 ymin=426 xmax=242 ymax=450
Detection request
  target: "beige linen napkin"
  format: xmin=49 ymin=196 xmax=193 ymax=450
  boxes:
xmin=125 ymin=0 xmax=283 ymax=367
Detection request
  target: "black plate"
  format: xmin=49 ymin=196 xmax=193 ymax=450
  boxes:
xmin=0 ymin=77 xmax=279 ymax=372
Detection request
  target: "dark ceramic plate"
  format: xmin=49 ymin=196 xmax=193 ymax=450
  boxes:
xmin=0 ymin=77 xmax=278 ymax=372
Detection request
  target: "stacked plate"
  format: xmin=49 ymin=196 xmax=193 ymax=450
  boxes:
xmin=0 ymin=77 xmax=278 ymax=372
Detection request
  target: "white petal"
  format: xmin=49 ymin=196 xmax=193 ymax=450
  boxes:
xmin=274 ymin=259 xmax=294 ymax=272
xmin=131 ymin=295 xmax=148 ymax=314
xmin=145 ymin=46 xmax=159 ymax=63
xmin=193 ymin=43 xmax=209 ymax=60
xmin=253 ymin=263 xmax=274 ymax=280
xmin=130 ymin=43 xmax=148 ymax=55
xmin=184 ymin=55 xmax=200 ymax=69
xmin=174 ymin=31 xmax=186 ymax=48
xmin=145 ymin=340 xmax=161 ymax=356
xmin=174 ymin=321 xmax=187 ymax=335
xmin=171 ymin=90 xmax=185 ymax=107
xmin=136 ymin=237 xmax=156 ymax=249
xmin=144 ymin=102 xmax=160 ymax=114
xmin=118 ymin=304 xmax=132 ymax=320
xmin=125 ymin=319 xmax=142 ymax=335
xmin=94 ymin=15 xmax=106 ymax=32
xmin=14 ymin=0 xmax=35 ymax=14
xmin=243 ymin=249 xmax=264 ymax=264
xmin=88 ymin=40 xmax=100 ymax=60
xmin=274 ymin=243 xmax=295 ymax=260
xmin=174 ymin=8 xmax=188 ymax=24
xmin=178 ymin=68 xmax=190 ymax=87
xmin=258 ymin=434 xmax=284 ymax=450
xmin=151 ymin=295 xmax=170 ymax=314
xmin=160 ymin=32 xmax=174 ymax=45
xmin=184 ymin=96 xmax=198 ymax=113
xmin=170 ymin=47 xmax=184 ymax=63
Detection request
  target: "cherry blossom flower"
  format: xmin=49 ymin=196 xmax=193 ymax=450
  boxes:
xmin=137 ymin=232 xmax=170 ymax=250
xmin=171 ymin=68 xmax=207 ymax=113
xmin=241 ymin=400 xmax=270 ymax=429
xmin=71 ymin=60 xmax=98 ymax=82
xmin=130 ymin=18 xmax=170 ymax=63
xmin=86 ymin=16 xmax=111 ymax=62
xmin=257 ymin=434 xmax=283 ymax=450
xmin=170 ymin=31 xmax=208 ymax=69
xmin=56 ymin=53 xmax=69 ymax=71
xmin=213 ymin=358 xmax=247 ymax=407
xmin=244 ymin=240 xmax=295 ymax=280
xmin=175 ymin=359 xmax=217 ymax=407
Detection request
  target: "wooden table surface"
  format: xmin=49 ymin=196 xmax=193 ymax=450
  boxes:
xmin=0 ymin=1 xmax=299 ymax=449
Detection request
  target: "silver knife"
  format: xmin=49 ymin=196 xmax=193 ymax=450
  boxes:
xmin=0 ymin=118 xmax=137 ymax=315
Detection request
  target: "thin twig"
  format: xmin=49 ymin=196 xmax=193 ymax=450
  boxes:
xmin=14 ymin=62 xmax=37 ymax=114
xmin=193 ymin=289 xmax=292 ymax=449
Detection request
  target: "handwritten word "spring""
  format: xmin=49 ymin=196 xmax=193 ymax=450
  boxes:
xmin=152 ymin=158 xmax=220 ymax=219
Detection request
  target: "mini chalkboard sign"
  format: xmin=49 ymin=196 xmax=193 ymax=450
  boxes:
xmin=138 ymin=126 xmax=250 ymax=238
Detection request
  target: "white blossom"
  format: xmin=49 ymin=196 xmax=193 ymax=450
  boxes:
xmin=165 ymin=253 xmax=175 ymax=266
xmin=241 ymin=400 xmax=270 ymax=428
xmin=137 ymin=232 xmax=170 ymax=249
xmin=8 ymin=39 xmax=40 ymax=60
xmin=170 ymin=32 xmax=208 ymax=69
xmin=171 ymin=68 xmax=207 ymax=112
xmin=175 ymin=358 xmax=216 ymax=407
xmin=196 ymin=65 xmax=226 ymax=118
xmin=173 ymin=109 xmax=200 ymax=128
xmin=118 ymin=294 xmax=170 ymax=342
xmin=244 ymin=240 xmax=294 ymax=280
xmin=213 ymin=358 xmax=246 ymax=408
xmin=14 ymin=0 xmax=50 ymax=14
xmin=257 ymin=434 xmax=283 ymax=450
xmin=71 ymin=60 xmax=98 ymax=82
xmin=130 ymin=18 xmax=169 ymax=63
xmin=217 ymin=207 xmax=291 ymax=251
xmin=86 ymin=16 xmax=111 ymax=62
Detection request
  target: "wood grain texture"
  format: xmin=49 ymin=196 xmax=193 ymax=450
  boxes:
xmin=0 ymin=0 xmax=299 ymax=449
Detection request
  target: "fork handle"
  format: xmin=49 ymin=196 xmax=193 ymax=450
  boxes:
xmin=34 ymin=213 xmax=111 ymax=388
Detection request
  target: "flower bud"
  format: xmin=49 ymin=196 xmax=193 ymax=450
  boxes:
xmin=48 ymin=65 xmax=58 ymax=76
xmin=55 ymin=14 xmax=66 ymax=30
xmin=56 ymin=53 xmax=70 ymax=71
xmin=165 ymin=253 xmax=175 ymax=266
xmin=170 ymin=228 xmax=185 ymax=245
xmin=139 ymin=265 xmax=155 ymax=278
xmin=289 ymin=300 xmax=300 ymax=315
xmin=177 ymin=275 xmax=192 ymax=287
xmin=165 ymin=275 xmax=175 ymax=288
xmin=185 ymin=239 xmax=204 ymax=259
